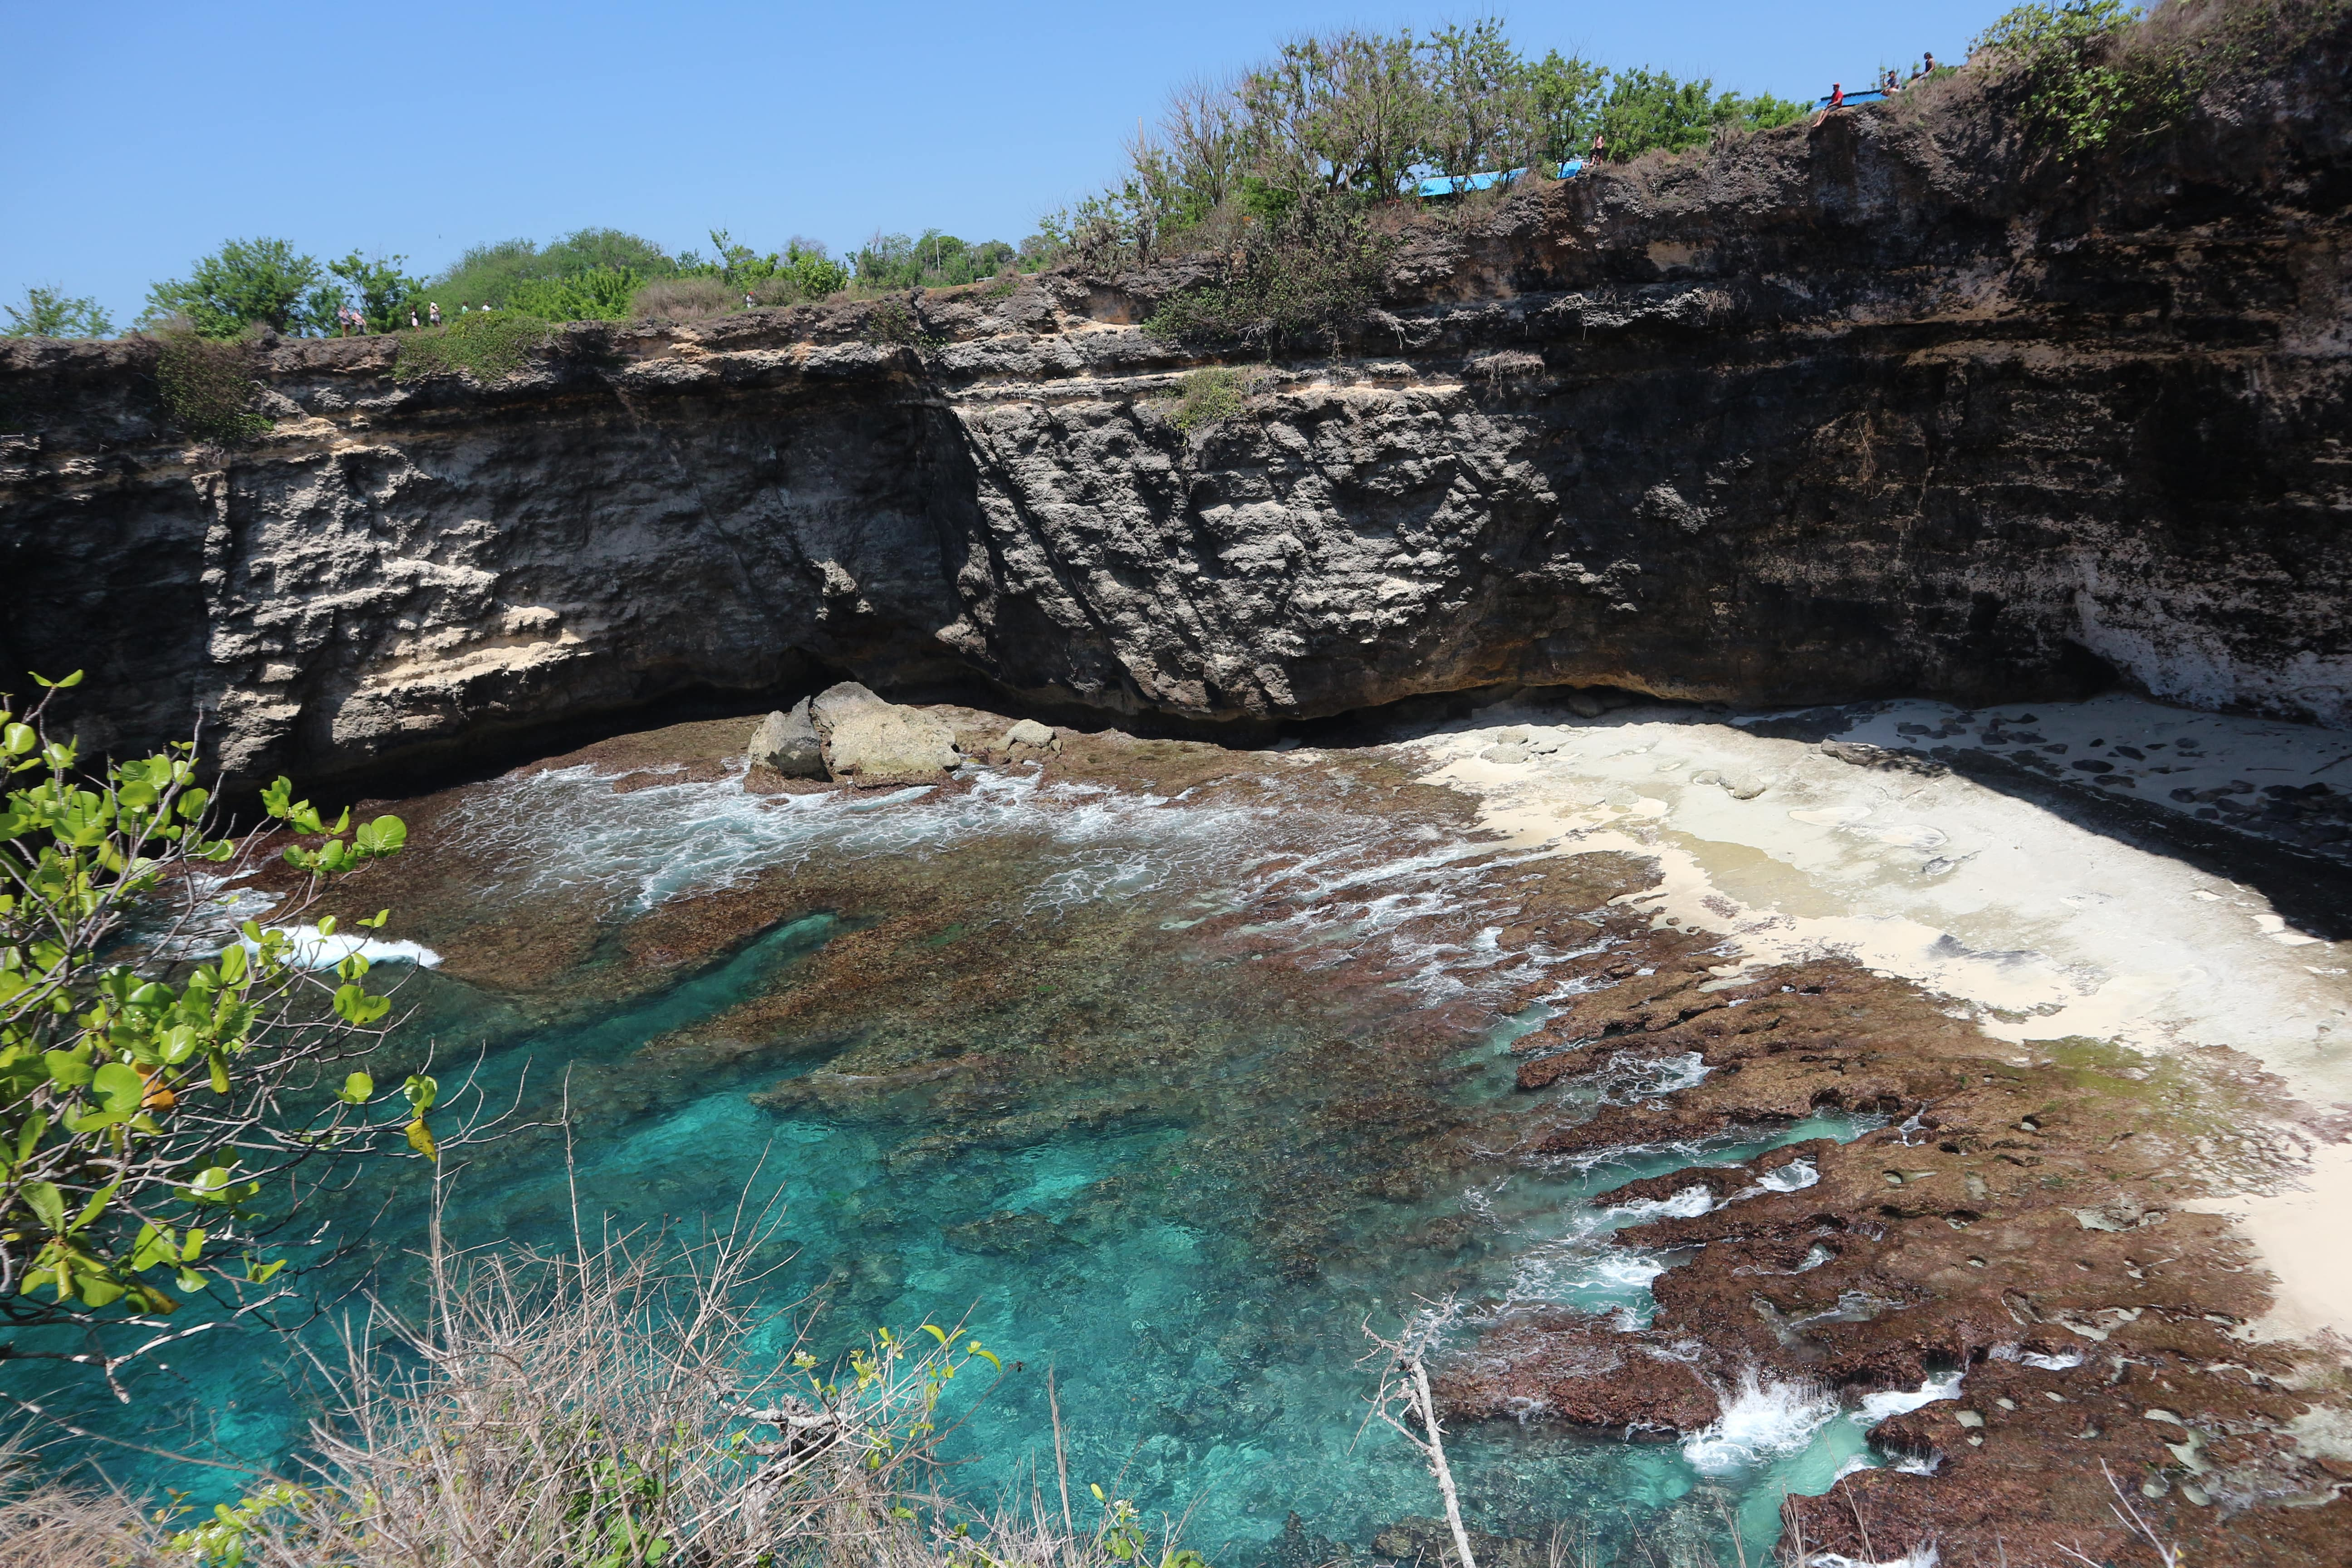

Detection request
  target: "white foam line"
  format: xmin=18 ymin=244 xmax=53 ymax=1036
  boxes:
xmin=246 ymin=924 xmax=442 ymax=970
xmin=1682 ymin=1368 xmax=1840 ymax=1474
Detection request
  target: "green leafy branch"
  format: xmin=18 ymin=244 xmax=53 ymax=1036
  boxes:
xmin=0 ymin=670 xmax=453 ymax=1395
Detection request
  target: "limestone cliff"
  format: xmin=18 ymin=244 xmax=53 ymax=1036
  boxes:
xmin=3 ymin=36 xmax=2348 ymax=790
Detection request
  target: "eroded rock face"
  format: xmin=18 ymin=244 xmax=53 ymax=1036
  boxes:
xmin=3 ymin=39 xmax=2348 ymax=789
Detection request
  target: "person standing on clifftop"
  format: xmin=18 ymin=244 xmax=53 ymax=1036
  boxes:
xmin=428 ymin=301 xmax=441 ymax=326
xmin=409 ymin=305 xmax=420 ymax=329
xmin=1589 ymin=128 xmax=1607 ymax=163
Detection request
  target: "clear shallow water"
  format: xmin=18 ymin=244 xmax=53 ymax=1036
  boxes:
xmin=26 ymin=762 xmax=1926 ymax=1563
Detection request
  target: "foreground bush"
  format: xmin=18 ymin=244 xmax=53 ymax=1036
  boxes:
xmin=2 ymin=673 xmax=420 ymax=1392
xmin=8 ymin=1210 xmax=1208 ymax=1568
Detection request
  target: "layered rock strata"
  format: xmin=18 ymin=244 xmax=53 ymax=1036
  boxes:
xmin=5 ymin=29 xmax=2351 ymax=790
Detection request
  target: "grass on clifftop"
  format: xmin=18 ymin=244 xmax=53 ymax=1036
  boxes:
xmin=393 ymin=311 xmax=557 ymax=383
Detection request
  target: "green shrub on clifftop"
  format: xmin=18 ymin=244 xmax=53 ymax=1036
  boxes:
xmin=142 ymin=237 xmax=334 ymax=338
xmin=1972 ymin=0 xmax=2350 ymax=157
xmin=154 ymin=329 xmax=271 ymax=442
xmin=1144 ymin=196 xmax=1397 ymax=352
xmin=394 ymin=311 xmax=558 ymax=383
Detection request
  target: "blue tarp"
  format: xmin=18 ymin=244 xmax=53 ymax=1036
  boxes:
xmin=1415 ymin=162 xmax=1584 ymax=198
xmin=1416 ymin=167 xmax=1528 ymax=197
xmin=1813 ymin=87 xmax=1891 ymax=107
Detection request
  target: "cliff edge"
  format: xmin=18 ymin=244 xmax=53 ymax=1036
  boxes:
xmin=3 ymin=27 xmax=2348 ymax=790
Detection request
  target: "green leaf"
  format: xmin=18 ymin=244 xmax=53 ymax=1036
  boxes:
xmin=338 ymin=1071 xmax=374 ymax=1105
xmin=93 ymin=1060 xmax=144 ymax=1112
xmin=332 ymin=984 xmax=390 ymax=1026
xmin=44 ymin=1049 xmax=93 ymax=1088
xmin=217 ymin=942 xmax=247 ymax=985
xmin=402 ymin=1074 xmax=437 ymax=1114
xmin=921 ymin=1323 xmax=951 ymax=1345
xmin=78 ymin=1272 xmax=125 ymax=1308
xmin=2 ymin=723 xmax=33 ymax=756
xmin=132 ymin=1222 xmax=175 ymax=1272
xmin=184 ymin=1166 xmax=235 ymax=1202
xmin=353 ymin=816 xmax=407 ymax=858
xmin=72 ymin=1181 xmax=119 ymax=1234
xmin=20 ymin=1180 xmax=64 ymax=1234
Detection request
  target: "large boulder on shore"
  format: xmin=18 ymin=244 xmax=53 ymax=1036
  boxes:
xmin=809 ymin=681 xmax=889 ymax=732
xmin=747 ymin=699 xmax=824 ymax=778
xmin=806 ymin=681 xmax=961 ymax=784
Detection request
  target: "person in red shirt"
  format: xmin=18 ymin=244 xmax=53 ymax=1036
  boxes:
xmin=1815 ymin=82 xmax=1845 ymax=126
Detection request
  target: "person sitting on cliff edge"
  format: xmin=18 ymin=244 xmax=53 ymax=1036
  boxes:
xmin=1813 ymin=82 xmax=1845 ymax=125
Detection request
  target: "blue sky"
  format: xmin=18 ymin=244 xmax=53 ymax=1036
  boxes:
xmin=3 ymin=1 xmax=2011 ymax=327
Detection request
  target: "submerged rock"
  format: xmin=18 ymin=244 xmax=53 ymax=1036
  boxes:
xmin=747 ymin=699 xmax=824 ymax=778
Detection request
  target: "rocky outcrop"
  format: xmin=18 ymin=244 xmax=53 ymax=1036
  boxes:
xmin=1443 ymin=940 xmax=2352 ymax=1568
xmin=748 ymin=699 xmax=824 ymax=778
xmin=4 ymin=26 xmax=2349 ymax=789
xmin=810 ymin=681 xmax=963 ymax=784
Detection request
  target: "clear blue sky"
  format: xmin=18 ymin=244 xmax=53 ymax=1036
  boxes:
xmin=3 ymin=1 xmax=2011 ymax=328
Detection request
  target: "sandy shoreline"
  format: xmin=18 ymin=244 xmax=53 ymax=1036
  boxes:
xmin=1397 ymin=692 xmax=2352 ymax=1348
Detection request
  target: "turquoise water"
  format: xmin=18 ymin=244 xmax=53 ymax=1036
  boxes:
xmin=20 ymin=761 xmax=1918 ymax=1563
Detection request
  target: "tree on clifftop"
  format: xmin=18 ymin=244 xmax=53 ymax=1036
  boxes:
xmin=2 ymin=286 xmax=114 ymax=340
xmin=140 ymin=237 xmax=337 ymax=338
